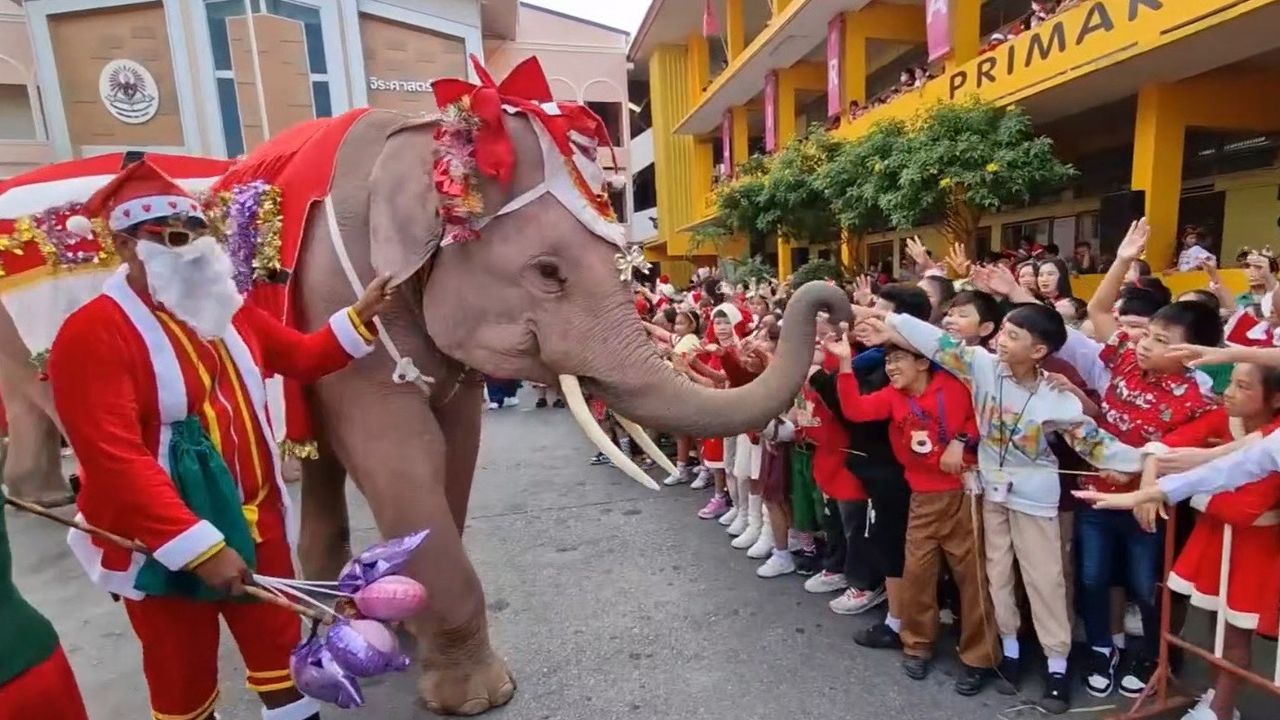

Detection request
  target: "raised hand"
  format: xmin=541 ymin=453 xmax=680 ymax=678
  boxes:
xmin=1166 ymin=343 xmax=1231 ymax=368
xmin=906 ymin=236 xmax=935 ymax=271
xmin=822 ymin=324 xmax=853 ymax=359
xmin=853 ymin=317 xmax=892 ymax=347
xmin=851 ymin=275 xmax=874 ymax=306
xmin=983 ymin=262 xmax=1019 ymax=297
xmin=944 ymin=243 xmax=972 ymax=278
xmin=1117 ymin=217 xmax=1150 ymax=262
xmin=1199 ymin=255 xmax=1221 ymax=282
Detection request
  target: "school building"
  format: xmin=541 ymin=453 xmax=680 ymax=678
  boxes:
xmin=629 ymin=0 xmax=1280 ymax=290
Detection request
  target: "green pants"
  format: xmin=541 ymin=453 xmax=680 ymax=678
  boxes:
xmin=790 ymin=446 xmax=825 ymax=533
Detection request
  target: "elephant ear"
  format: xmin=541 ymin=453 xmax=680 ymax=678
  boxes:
xmin=369 ymin=118 xmax=442 ymax=288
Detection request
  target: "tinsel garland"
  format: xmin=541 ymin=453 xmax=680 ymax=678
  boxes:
xmin=280 ymin=439 xmax=319 ymax=461
xmin=433 ymin=101 xmax=484 ymax=245
xmin=0 ymin=202 xmax=117 ymax=278
xmin=208 ymin=182 xmax=284 ymax=293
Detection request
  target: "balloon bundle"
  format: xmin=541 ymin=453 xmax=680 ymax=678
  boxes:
xmin=254 ymin=530 xmax=431 ymax=709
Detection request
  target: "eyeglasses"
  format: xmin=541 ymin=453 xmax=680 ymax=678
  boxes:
xmin=138 ymin=224 xmax=193 ymax=248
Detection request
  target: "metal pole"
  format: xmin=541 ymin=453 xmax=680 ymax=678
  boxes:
xmin=243 ymin=0 xmax=271 ymax=142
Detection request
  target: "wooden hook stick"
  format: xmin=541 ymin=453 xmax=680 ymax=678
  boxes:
xmin=5 ymin=495 xmax=328 ymax=623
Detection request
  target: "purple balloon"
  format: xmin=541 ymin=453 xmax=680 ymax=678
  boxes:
xmin=324 ymin=618 xmax=412 ymax=678
xmin=337 ymin=530 xmax=430 ymax=593
xmin=290 ymin=636 xmax=365 ymax=709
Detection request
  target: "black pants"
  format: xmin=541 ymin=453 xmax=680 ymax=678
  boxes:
xmin=837 ymin=499 xmax=887 ymax=591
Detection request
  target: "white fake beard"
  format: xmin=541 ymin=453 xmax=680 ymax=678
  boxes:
xmin=136 ymin=236 xmax=244 ymax=339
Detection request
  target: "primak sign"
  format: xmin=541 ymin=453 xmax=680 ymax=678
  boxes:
xmin=368 ymin=77 xmax=434 ymax=93
xmin=947 ymin=0 xmax=1169 ymax=100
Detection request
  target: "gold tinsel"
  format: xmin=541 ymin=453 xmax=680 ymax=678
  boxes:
xmin=251 ymin=185 xmax=284 ymax=281
xmin=280 ymin=439 xmax=319 ymax=461
xmin=0 ymin=212 xmax=117 ymax=279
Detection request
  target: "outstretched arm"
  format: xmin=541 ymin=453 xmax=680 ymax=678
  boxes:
xmin=1169 ymin=343 xmax=1280 ymax=370
xmin=1088 ymin=218 xmax=1149 ymax=339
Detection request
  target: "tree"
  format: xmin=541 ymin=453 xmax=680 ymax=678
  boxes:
xmin=823 ymin=99 xmax=1076 ymax=248
xmin=754 ymin=124 xmax=843 ymax=247
xmin=687 ymin=220 xmax=733 ymax=257
xmin=713 ymin=154 xmax=772 ymax=244
xmin=791 ymin=258 xmax=842 ymax=288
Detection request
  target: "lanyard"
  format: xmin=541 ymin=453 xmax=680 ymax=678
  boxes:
xmin=905 ymin=388 xmax=948 ymax=445
xmin=995 ymin=374 xmax=1038 ymax=469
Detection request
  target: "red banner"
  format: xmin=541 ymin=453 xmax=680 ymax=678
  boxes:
xmin=721 ymin=111 xmax=733 ymax=178
xmin=764 ymin=71 xmax=777 ymax=152
xmin=927 ymin=0 xmax=952 ymax=62
xmin=827 ymin=15 xmax=843 ymax=117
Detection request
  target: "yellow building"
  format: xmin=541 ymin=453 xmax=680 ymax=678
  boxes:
xmin=629 ymin=0 xmax=1280 ymax=292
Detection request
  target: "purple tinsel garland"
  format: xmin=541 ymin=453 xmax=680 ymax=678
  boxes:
xmin=223 ymin=181 xmax=271 ymax=293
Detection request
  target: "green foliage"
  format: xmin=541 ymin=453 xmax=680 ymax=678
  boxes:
xmin=687 ymin=220 xmax=732 ymax=255
xmin=722 ymin=254 xmax=774 ymax=286
xmin=791 ymin=259 xmax=842 ymax=288
xmin=819 ymin=99 xmax=1076 ymax=239
xmin=714 ymin=154 xmax=772 ymax=241
xmin=754 ymin=125 xmax=843 ymax=245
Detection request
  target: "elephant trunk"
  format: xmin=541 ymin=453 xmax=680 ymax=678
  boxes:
xmin=565 ymin=282 xmax=852 ymax=439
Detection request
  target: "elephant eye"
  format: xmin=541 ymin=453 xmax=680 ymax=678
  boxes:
xmin=531 ymin=258 xmax=565 ymax=291
xmin=537 ymin=260 xmax=561 ymax=280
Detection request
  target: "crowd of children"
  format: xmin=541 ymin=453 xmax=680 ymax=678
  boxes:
xmin=614 ymin=219 xmax=1279 ymax=719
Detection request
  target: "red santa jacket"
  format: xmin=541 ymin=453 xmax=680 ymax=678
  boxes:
xmin=47 ymin=271 xmax=373 ymax=599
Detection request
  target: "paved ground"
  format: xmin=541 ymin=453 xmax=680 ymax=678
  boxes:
xmin=8 ymin=389 xmax=1275 ymax=719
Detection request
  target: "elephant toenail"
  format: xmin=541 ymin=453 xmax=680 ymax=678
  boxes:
xmin=457 ymin=698 xmax=491 ymax=715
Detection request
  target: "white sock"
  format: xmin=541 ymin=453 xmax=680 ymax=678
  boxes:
xmin=772 ymin=548 xmax=792 ymax=560
xmin=886 ymin=614 xmax=902 ymax=633
xmin=1002 ymin=635 xmax=1020 ymax=659
xmin=1113 ymin=632 xmax=1127 ymax=650
xmin=1047 ymin=655 xmax=1068 ymax=675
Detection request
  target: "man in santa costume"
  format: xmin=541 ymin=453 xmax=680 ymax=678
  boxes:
xmin=47 ymin=158 xmax=391 ymax=720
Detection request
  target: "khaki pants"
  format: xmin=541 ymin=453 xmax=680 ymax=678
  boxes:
xmin=982 ymin=500 xmax=1072 ymax=659
xmin=900 ymin=491 xmax=998 ymax=668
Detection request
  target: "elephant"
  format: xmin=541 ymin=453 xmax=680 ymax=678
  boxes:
xmin=0 ymin=310 xmax=75 ymax=508
xmin=284 ymin=102 xmax=853 ymax=715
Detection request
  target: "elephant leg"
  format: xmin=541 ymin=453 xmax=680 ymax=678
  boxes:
xmin=315 ymin=381 xmax=514 ymax=716
xmin=297 ymin=436 xmax=352 ymax=582
xmin=2 ymin=388 xmax=71 ymax=507
xmin=433 ymin=380 xmax=483 ymax=535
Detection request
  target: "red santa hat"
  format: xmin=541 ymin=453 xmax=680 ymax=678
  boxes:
xmin=71 ymin=158 xmax=204 ymax=235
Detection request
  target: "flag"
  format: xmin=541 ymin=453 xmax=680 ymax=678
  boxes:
xmin=702 ymin=0 xmax=719 ymax=38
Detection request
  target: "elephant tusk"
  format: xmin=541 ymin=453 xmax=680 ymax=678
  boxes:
xmin=558 ymin=375 xmax=660 ymax=491
xmin=614 ymin=415 xmax=679 ymax=476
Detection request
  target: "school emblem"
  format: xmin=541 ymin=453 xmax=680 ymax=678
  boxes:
xmin=99 ymin=60 xmax=159 ymax=124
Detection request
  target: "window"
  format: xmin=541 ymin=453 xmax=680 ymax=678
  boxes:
xmin=632 ymin=164 xmax=655 ymax=213
xmin=585 ymin=101 xmax=624 ymax=148
xmin=609 ymin=186 xmax=627 ymax=223
xmin=0 ymin=84 xmax=37 ymax=140
xmin=205 ymin=0 xmax=332 ymax=156
xmin=867 ymin=241 xmax=895 ymax=272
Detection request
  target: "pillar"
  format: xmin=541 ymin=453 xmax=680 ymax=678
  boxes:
xmin=649 ymin=46 xmax=697 ymax=256
xmin=687 ymin=32 xmax=709 ymax=103
xmin=725 ymin=0 xmax=745 ymax=61
xmin=946 ymin=0 xmax=981 ymax=73
xmin=775 ymin=70 xmax=799 ymax=279
xmin=1130 ymin=84 xmax=1185 ymax=272
xmin=841 ymin=13 xmax=867 ymax=106
xmin=731 ymin=106 xmax=749 ymax=165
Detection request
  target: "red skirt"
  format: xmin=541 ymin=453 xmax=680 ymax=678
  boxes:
xmin=701 ymin=437 xmax=724 ymax=468
xmin=0 ymin=645 xmax=88 ymax=720
xmin=1167 ymin=514 xmax=1280 ymax=632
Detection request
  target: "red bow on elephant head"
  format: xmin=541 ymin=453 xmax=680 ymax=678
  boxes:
xmin=431 ymin=55 xmax=553 ymax=187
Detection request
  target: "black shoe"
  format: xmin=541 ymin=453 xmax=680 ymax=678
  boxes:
xmin=589 ymin=452 xmax=609 ymax=465
xmin=535 ymin=398 xmax=548 ymax=408
xmin=1084 ymin=647 xmax=1119 ymax=698
xmin=853 ymin=623 xmax=901 ymax=649
xmin=1118 ymin=652 xmax=1156 ymax=698
xmin=954 ymin=665 xmax=989 ymax=696
xmin=902 ymin=655 xmax=930 ymax=680
xmin=994 ymin=656 xmax=1020 ymax=695
xmin=793 ymin=549 xmax=820 ymax=576
xmin=1040 ymin=671 xmax=1070 ymax=714
xmin=553 ymin=398 xmax=566 ymax=408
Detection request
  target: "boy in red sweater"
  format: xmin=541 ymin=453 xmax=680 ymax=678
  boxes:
xmin=827 ymin=334 xmax=998 ymax=695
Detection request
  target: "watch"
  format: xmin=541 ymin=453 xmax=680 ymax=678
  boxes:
xmin=952 ymin=433 xmax=971 ymax=445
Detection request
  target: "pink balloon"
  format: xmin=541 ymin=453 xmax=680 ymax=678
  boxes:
xmin=353 ymin=575 xmax=428 ymax=621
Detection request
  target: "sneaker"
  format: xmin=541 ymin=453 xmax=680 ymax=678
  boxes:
xmin=853 ymin=622 xmax=901 ymax=649
xmin=588 ymin=452 xmax=609 ymax=465
xmin=1084 ymin=647 xmax=1120 ymax=698
xmin=535 ymin=398 xmax=548 ymax=408
xmin=690 ymin=468 xmax=712 ymax=490
xmin=828 ymin=586 xmax=886 ymax=615
xmin=1181 ymin=690 xmax=1241 ymax=720
xmin=697 ymin=494 xmax=730 ymax=519
xmin=731 ymin=522 xmax=761 ymax=549
xmin=1118 ymin=653 xmax=1156 ymax=698
xmin=486 ymin=402 xmax=500 ymax=410
xmin=726 ymin=512 xmax=750 ymax=537
xmin=661 ymin=467 xmax=690 ymax=486
xmin=638 ymin=456 xmax=656 ymax=470
xmin=793 ymin=549 xmax=819 ymax=576
xmin=1041 ymin=671 xmax=1070 ymax=714
xmin=718 ymin=505 xmax=739 ymax=527
xmin=902 ymin=656 xmax=930 ymax=681
xmin=504 ymin=397 xmax=520 ymax=407
xmin=954 ymin=665 xmax=989 ymax=696
xmin=1124 ymin=602 xmax=1144 ymax=637
xmin=746 ymin=527 xmax=774 ymax=559
xmin=553 ymin=398 xmax=566 ymax=408
xmin=995 ymin=656 xmax=1021 ymax=695
xmin=804 ymin=571 xmax=848 ymax=594
xmin=756 ymin=550 xmax=796 ymax=578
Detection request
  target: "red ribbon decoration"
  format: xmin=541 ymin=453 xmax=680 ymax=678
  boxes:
xmin=431 ymin=55 xmax=553 ymax=187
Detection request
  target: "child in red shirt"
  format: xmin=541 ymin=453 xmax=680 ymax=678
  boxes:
xmin=830 ymin=339 xmax=997 ymax=693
